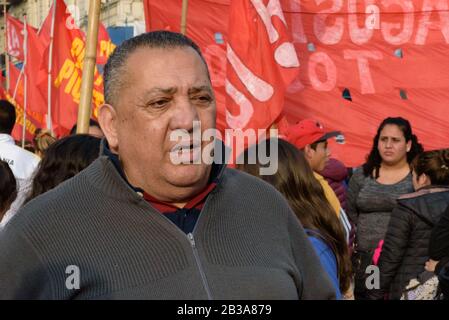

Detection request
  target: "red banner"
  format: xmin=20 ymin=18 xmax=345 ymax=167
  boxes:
xmin=97 ymin=23 xmax=116 ymax=65
xmin=42 ymin=0 xmax=105 ymax=136
xmin=226 ymin=0 xmax=299 ymax=131
xmin=25 ymin=24 xmax=48 ymax=115
xmin=7 ymin=63 xmax=45 ymax=142
xmin=6 ymin=14 xmax=25 ymax=61
xmin=144 ymin=0 xmax=449 ymax=167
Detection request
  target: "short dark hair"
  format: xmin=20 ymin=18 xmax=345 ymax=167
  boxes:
xmin=103 ymin=30 xmax=209 ymax=106
xmin=309 ymin=139 xmax=327 ymax=151
xmin=0 ymin=160 xmax=17 ymax=218
xmin=0 ymin=100 xmax=16 ymax=134
xmin=70 ymin=119 xmax=101 ymax=135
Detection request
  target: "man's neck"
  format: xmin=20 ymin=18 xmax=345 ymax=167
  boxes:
xmin=128 ymin=170 xmax=211 ymax=209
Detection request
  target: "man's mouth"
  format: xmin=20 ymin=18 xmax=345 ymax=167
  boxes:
xmin=171 ymin=141 xmax=201 ymax=153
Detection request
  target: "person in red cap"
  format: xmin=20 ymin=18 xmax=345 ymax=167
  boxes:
xmin=287 ymin=119 xmax=343 ymax=217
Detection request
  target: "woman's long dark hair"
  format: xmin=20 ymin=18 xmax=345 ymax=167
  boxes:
xmin=0 ymin=160 xmax=17 ymax=219
xmin=25 ymin=134 xmax=101 ymax=203
xmin=363 ymin=117 xmax=423 ymax=178
xmin=237 ymin=138 xmax=352 ymax=293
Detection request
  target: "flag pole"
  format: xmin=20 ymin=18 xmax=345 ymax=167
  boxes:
xmin=2 ymin=1 xmax=10 ymax=91
xmin=11 ymin=63 xmax=23 ymax=100
xmin=46 ymin=0 xmax=56 ymax=132
xmin=22 ymin=15 xmax=28 ymax=148
xmin=76 ymin=0 xmax=101 ymax=134
xmin=180 ymin=0 xmax=188 ymax=35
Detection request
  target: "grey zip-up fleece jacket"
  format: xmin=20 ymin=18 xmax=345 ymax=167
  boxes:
xmin=0 ymin=156 xmax=336 ymax=300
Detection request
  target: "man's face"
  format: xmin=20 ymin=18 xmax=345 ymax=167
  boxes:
xmin=103 ymin=46 xmax=216 ymax=203
xmin=308 ymin=140 xmax=330 ymax=172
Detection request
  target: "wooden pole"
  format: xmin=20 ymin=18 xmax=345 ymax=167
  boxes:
xmin=2 ymin=1 xmax=9 ymax=91
xmin=76 ymin=0 xmax=101 ymax=134
xmin=180 ymin=0 xmax=188 ymax=35
xmin=46 ymin=0 xmax=56 ymax=132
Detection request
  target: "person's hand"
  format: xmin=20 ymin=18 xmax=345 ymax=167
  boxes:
xmin=425 ymin=259 xmax=439 ymax=272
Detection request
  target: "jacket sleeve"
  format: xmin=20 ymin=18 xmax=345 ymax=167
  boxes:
xmin=0 ymin=224 xmax=53 ymax=299
xmin=368 ymin=204 xmax=412 ymax=299
xmin=287 ymin=213 xmax=337 ymax=300
xmin=346 ymin=170 xmax=363 ymax=226
xmin=429 ymin=205 xmax=449 ymax=262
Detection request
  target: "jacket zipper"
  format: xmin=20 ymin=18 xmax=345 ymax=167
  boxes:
xmin=187 ymin=232 xmax=213 ymax=300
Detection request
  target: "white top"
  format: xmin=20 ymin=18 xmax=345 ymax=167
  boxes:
xmin=0 ymin=134 xmax=40 ymax=228
xmin=0 ymin=134 xmax=40 ymax=180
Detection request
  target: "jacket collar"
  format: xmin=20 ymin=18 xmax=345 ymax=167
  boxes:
xmin=98 ymin=138 xmax=227 ymax=196
xmin=399 ymin=185 xmax=449 ymax=200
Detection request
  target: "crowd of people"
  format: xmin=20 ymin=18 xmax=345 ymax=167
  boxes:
xmin=0 ymin=30 xmax=448 ymax=300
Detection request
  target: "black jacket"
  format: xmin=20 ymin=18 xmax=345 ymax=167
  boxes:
xmin=429 ymin=205 xmax=449 ymax=274
xmin=369 ymin=186 xmax=449 ymax=300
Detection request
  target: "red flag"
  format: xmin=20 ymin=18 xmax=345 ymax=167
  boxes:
xmin=96 ymin=23 xmax=116 ymax=65
xmin=7 ymin=63 xmax=44 ymax=141
xmin=25 ymin=24 xmax=48 ymax=114
xmin=8 ymin=62 xmax=24 ymax=106
xmin=6 ymin=14 xmax=25 ymax=61
xmin=44 ymin=0 xmax=104 ymax=136
xmin=0 ymin=73 xmax=5 ymax=99
xmin=225 ymin=0 xmax=299 ymax=132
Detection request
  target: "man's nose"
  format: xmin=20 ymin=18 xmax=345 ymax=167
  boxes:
xmin=171 ymin=97 xmax=199 ymax=131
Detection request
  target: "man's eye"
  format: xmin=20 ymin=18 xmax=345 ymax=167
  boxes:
xmin=150 ymin=99 xmax=169 ymax=108
xmin=192 ymin=95 xmax=212 ymax=103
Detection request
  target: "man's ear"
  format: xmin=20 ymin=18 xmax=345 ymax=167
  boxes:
xmin=98 ymin=104 xmax=119 ymax=152
xmin=303 ymin=144 xmax=314 ymax=160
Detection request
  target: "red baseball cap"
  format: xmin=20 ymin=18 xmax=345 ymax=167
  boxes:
xmin=287 ymin=119 xmax=341 ymax=149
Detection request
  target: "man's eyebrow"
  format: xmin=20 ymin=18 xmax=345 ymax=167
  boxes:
xmin=188 ymin=86 xmax=213 ymax=95
xmin=144 ymin=87 xmax=178 ymax=96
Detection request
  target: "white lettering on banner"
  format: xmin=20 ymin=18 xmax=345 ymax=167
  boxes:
xmin=348 ymin=0 xmax=376 ymax=44
xmin=251 ymin=0 xmax=287 ymax=44
xmin=7 ymin=22 xmax=21 ymax=57
xmin=308 ymin=52 xmax=337 ymax=91
xmin=225 ymin=80 xmax=254 ymax=129
xmin=313 ymin=0 xmax=344 ymax=45
xmin=275 ymin=42 xmax=300 ymax=67
xmin=225 ymin=0 xmax=299 ymax=129
xmin=415 ymin=0 xmax=449 ymax=45
xmin=381 ymin=0 xmax=414 ymax=45
xmin=344 ymin=50 xmax=383 ymax=94
xmin=66 ymin=4 xmax=80 ymax=30
xmin=252 ymin=0 xmax=300 ymax=68
xmin=227 ymin=45 xmax=274 ymax=102
xmin=204 ymin=45 xmax=227 ymax=87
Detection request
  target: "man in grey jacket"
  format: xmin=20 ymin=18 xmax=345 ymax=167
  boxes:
xmin=0 ymin=31 xmax=335 ymax=300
